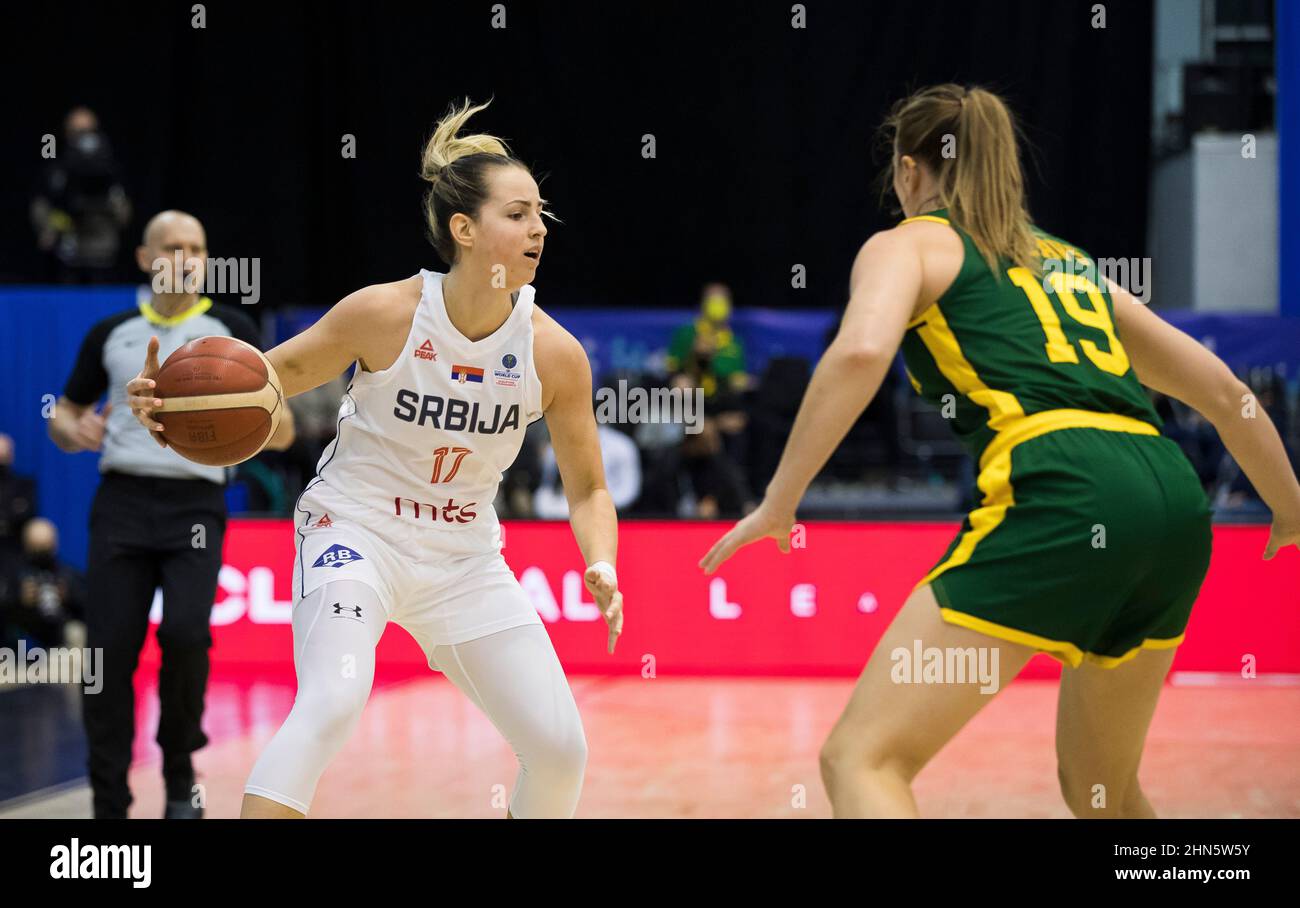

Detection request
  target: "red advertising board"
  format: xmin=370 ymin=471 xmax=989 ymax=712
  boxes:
xmin=140 ymin=520 xmax=1299 ymax=678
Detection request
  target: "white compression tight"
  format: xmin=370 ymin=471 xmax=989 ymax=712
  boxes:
xmin=244 ymin=580 xmax=587 ymax=817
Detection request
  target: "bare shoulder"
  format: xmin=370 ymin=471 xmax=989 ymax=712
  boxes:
xmin=331 ymin=275 xmax=422 ymax=372
xmin=334 ymin=275 xmax=421 ymax=327
xmin=532 ymin=304 xmax=591 ymax=408
xmin=850 ymin=223 xmax=929 ymax=266
xmin=868 ymin=219 xmax=964 ymax=311
xmin=889 ymin=217 xmax=963 ymax=253
xmin=532 ymin=304 xmax=587 ymax=366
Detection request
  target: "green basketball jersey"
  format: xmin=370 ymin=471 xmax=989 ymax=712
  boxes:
xmin=898 ymin=209 xmax=1160 ymax=463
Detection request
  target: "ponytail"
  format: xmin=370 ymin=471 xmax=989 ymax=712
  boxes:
xmin=421 ymin=98 xmax=511 ymax=181
xmin=420 ymin=98 xmax=526 ymax=264
xmin=879 ymin=84 xmax=1039 ymax=274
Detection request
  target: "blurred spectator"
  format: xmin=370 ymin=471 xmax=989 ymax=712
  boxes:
xmin=628 ymin=373 xmax=689 ymax=515
xmin=0 ymin=433 xmax=38 ymax=562
xmin=667 ymin=283 xmax=750 ymax=399
xmin=534 ymin=423 xmax=641 ymax=518
xmin=664 ymin=284 xmax=753 ymax=517
xmin=30 ymin=107 xmax=132 ymax=283
xmin=0 ymin=518 xmax=85 ymax=649
xmin=651 ymin=373 xmax=753 ymax=518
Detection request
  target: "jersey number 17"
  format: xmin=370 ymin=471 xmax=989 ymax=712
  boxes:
xmin=430 ymin=446 xmax=471 ymax=483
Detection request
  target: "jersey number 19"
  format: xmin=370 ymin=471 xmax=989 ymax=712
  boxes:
xmin=1008 ymin=268 xmax=1131 ymax=377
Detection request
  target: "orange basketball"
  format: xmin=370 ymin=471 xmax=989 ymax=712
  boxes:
xmin=154 ymin=336 xmax=284 ymax=467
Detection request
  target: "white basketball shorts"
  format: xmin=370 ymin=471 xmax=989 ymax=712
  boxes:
xmin=292 ymin=483 xmax=542 ymax=663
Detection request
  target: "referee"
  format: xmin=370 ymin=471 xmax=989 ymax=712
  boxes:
xmin=48 ymin=210 xmax=294 ymax=819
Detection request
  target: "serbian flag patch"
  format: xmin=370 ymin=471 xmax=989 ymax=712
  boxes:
xmin=450 ymin=364 xmax=485 ymax=384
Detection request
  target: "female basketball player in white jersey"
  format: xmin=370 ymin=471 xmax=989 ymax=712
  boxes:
xmin=128 ymin=99 xmax=623 ymax=818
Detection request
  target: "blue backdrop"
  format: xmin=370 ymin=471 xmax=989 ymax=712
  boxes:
xmin=1281 ymin=0 xmax=1298 ymax=318
xmin=4 ymin=287 xmax=1299 ymax=570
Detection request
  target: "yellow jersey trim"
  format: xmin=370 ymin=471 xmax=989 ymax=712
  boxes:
xmin=138 ymin=296 xmax=213 ymax=327
xmin=976 ymin=408 xmax=1160 ymax=472
xmin=912 ymin=305 xmax=1025 ymax=431
xmin=918 ymin=440 xmax=1016 ymax=588
xmin=899 ymin=215 xmax=951 ymax=227
xmin=1083 ymin=634 xmax=1186 ymax=669
xmin=938 ymin=607 xmax=1086 ymax=666
xmin=936 ymin=608 xmax=1185 ymax=669
xmin=917 ymin=408 xmax=1161 ymax=593
xmin=900 ymin=213 xmax=954 ymax=326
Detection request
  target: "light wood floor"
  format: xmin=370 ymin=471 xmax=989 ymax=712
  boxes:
xmin=5 ymin=671 xmax=1296 ymax=819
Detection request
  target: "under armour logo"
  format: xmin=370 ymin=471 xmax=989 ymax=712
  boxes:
xmin=331 ymin=602 xmax=363 ymax=620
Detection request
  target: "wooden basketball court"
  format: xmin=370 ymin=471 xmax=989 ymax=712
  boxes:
xmin=3 ymin=666 xmax=1296 ymax=819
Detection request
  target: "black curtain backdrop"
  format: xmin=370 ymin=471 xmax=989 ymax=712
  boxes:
xmin=3 ymin=0 xmax=1153 ymax=313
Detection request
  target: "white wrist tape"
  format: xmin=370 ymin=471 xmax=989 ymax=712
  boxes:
xmin=587 ymin=561 xmax=617 ymax=586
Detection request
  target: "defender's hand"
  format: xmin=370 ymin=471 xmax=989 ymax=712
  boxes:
xmin=1263 ymin=518 xmax=1300 ymax=560
xmin=699 ymin=499 xmax=796 ymax=575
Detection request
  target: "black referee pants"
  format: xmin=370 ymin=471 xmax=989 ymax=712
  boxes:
xmin=83 ymin=472 xmax=227 ymax=819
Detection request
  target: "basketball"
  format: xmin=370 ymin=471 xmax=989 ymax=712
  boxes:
xmin=154 ymin=335 xmax=285 ymax=466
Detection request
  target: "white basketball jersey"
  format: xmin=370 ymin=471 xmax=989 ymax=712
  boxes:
xmin=297 ymin=269 xmax=543 ymax=545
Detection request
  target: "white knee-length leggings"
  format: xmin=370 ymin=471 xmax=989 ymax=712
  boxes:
xmin=244 ymin=579 xmax=587 ymax=817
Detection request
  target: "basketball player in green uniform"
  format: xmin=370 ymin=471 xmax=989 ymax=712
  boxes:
xmin=700 ymin=84 xmax=1300 ymax=818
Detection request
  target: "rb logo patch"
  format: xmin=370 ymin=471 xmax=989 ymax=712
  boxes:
xmin=313 ymin=544 xmax=364 ymax=569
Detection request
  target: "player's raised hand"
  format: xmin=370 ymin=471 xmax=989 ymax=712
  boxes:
xmin=699 ymin=499 xmax=796 ymax=575
xmin=125 ymin=335 xmax=168 ymax=447
xmin=584 ymin=566 xmax=624 ymax=654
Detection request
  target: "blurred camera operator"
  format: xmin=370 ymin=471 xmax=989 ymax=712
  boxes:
xmin=0 ymin=518 xmax=85 ymax=650
xmin=30 ymin=107 xmax=132 ymax=283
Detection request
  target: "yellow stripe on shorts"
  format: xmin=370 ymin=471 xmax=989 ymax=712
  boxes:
xmin=918 ymin=409 xmax=1161 ymax=591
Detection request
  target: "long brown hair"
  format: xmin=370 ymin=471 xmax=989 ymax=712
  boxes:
xmin=878 ymin=84 xmax=1039 ymax=274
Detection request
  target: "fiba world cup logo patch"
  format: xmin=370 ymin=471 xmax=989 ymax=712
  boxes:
xmin=313 ymin=544 xmax=364 ymax=569
xmin=494 ymin=352 xmax=521 ymax=388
